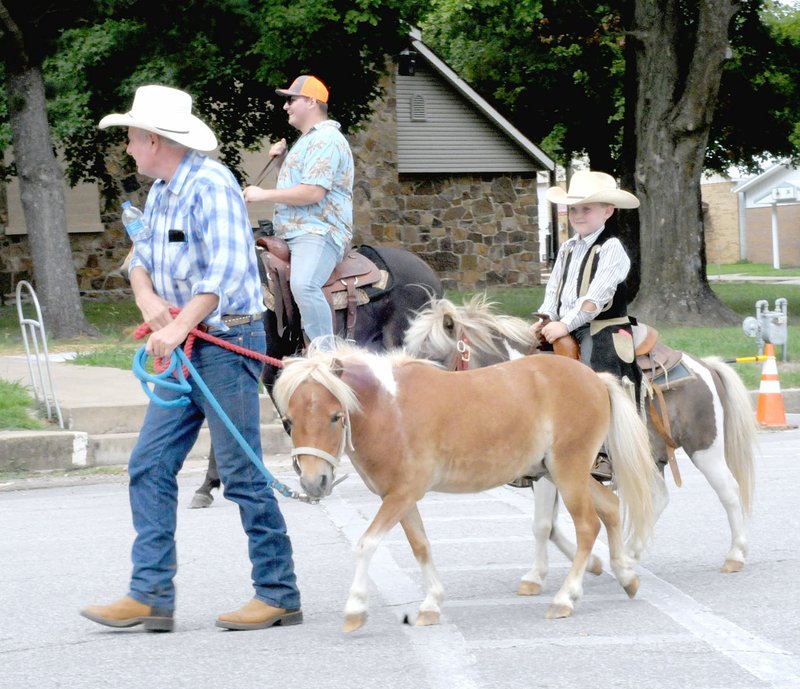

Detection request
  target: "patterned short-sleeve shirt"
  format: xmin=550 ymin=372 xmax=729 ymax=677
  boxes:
xmin=273 ymin=120 xmax=354 ymax=251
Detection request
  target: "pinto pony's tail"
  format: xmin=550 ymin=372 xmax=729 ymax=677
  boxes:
xmin=599 ymin=373 xmax=662 ymax=548
xmin=701 ymin=357 xmax=758 ymax=515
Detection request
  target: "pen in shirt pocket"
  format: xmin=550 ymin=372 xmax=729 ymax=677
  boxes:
xmin=168 ymin=229 xmax=187 ymax=243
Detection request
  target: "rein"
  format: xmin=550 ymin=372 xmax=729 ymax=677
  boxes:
xmin=449 ymin=328 xmax=471 ymax=371
xmin=132 ymin=346 xmax=317 ymax=503
xmin=132 ymin=309 xmax=323 ymax=503
xmin=133 ymin=307 xmax=284 ymax=378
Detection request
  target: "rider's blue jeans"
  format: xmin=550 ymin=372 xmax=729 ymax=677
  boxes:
xmin=127 ymin=321 xmax=300 ymax=611
xmin=287 ymin=232 xmax=343 ymax=349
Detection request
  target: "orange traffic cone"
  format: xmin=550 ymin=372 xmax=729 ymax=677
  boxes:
xmin=756 ymin=343 xmax=789 ymax=429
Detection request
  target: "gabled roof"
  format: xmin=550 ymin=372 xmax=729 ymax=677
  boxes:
xmin=732 ymin=161 xmax=788 ymax=193
xmin=408 ymin=28 xmax=554 ymax=171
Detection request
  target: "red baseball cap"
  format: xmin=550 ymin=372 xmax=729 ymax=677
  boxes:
xmin=275 ymin=75 xmax=329 ymax=104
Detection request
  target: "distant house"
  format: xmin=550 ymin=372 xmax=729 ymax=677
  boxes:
xmin=0 ymin=29 xmax=555 ymax=295
xmin=732 ymin=162 xmax=800 ymax=267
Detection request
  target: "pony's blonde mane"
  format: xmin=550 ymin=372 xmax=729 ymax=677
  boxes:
xmin=272 ymin=344 xmax=429 ymax=415
xmin=404 ymin=294 xmax=536 ymax=360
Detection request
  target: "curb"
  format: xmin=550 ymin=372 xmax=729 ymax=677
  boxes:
xmin=0 ymin=423 xmax=292 ymax=474
xmin=0 ymin=430 xmax=90 ymax=472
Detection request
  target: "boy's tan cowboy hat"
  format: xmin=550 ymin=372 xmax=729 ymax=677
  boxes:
xmin=545 ymin=170 xmax=640 ymax=209
xmin=99 ymin=85 xmax=217 ymax=152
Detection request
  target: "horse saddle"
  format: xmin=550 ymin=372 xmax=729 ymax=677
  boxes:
xmin=632 ymin=323 xmax=694 ymax=389
xmin=257 ymin=235 xmax=386 ymax=338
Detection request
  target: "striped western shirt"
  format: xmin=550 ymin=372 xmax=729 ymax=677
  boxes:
xmin=128 ymin=150 xmax=264 ymax=330
xmin=538 ymin=226 xmax=631 ymax=332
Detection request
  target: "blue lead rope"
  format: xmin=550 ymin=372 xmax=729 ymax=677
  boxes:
xmin=132 ymin=345 xmax=316 ymax=503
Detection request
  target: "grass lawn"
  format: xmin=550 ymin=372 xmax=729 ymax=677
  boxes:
xmin=706 ymin=261 xmax=800 ymax=278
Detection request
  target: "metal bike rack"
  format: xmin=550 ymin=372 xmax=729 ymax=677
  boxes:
xmin=15 ymin=281 xmax=65 ymax=428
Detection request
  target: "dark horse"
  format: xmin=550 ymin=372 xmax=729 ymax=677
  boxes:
xmin=190 ymin=240 xmax=443 ymax=507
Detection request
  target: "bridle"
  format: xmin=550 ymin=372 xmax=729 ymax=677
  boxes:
xmin=290 ymin=407 xmax=355 ymax=479
xmin=448 ymin=328 xmax=472 ymax=371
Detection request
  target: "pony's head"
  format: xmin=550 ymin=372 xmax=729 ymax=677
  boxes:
xmin=403 ymin=294 xmax=537 ymax=369
xmin=273 ymin=345 xmax=363 ymax=499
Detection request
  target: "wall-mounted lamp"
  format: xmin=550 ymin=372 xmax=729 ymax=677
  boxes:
xmin=399 ymin=48 xmax=417 ymax=77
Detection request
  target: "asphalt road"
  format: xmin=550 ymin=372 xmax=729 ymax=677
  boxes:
xmin=2 ymin=421 xmax=799 ymax=689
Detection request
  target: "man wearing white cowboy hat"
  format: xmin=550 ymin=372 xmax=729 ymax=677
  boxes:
xmin=81 ymin=84 xmax=301 ymax=632
xmin=533 ymin=170 xmax=641 ymax=482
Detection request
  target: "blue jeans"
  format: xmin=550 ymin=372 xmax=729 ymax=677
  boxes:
xmin=287 ymin=232 xmax=343 ymax=348
xmin=127 ymin=321 xmax=300 ymax=610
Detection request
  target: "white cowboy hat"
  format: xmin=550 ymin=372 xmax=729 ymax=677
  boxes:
xmin=98 ymin=85 xmax=217 ymax=152
xmin=545 ymin=170 xmax=640 ymax=209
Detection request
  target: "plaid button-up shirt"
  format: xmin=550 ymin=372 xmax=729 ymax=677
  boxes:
xmin=129 ymin=150 xmax=264 ymax=331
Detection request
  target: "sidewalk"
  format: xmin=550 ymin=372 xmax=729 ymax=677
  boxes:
xmin=0 ymin=352 xmax=292 ymax=476
xmin=706 ymin=272 xmax=800 ymax=284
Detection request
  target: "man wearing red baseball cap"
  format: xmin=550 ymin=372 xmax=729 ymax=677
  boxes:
xmin=244 ymin=74 xmax=353 ymax=351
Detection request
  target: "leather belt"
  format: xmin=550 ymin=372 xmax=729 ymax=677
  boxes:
xmin=197 ymin=313 xmax=262 ymax=332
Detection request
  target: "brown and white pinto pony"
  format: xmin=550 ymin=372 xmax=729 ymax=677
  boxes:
xmin=403 ymin=295 xmax=758 ymax=575
xmin=273 ymin=344 xmax=662 ymax=632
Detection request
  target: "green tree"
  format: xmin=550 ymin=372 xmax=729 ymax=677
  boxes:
xmin=2 ymin=0 xmax=425 ymax=334
xmin=47 ymin=0 xmax=425 ymax=194
xmin=1 ymin=0 xmax=98 ymax=337
xmin=422 ymin=0 xmax=800 ymax=325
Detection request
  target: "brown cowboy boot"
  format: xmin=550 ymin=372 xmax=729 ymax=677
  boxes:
xmin=80 ymin=595 xmax=174 ymax=632
xmin=216 ymin=598 xmax=303 ymax=631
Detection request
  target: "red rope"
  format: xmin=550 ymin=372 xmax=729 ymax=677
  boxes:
xmin=133 ymin=307 xmax=284 ymax=375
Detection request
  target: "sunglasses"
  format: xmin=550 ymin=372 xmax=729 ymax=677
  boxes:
xmin=286 ymin=95 xmax=308 ymax=104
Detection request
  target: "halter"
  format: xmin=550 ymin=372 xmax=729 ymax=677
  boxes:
xmin=291 ymin=408 xmax=355 ymax=475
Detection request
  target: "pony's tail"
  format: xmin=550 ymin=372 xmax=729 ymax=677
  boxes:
xmin=599 ymin=373 xmax=662 ymax=548
xmin=701 ymin=357 xmax=758 ymax=515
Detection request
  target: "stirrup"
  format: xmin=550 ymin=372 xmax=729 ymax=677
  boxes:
xmin=591 ymin=453 xmax=613 ymax=482
xmin=507 ymin=476 xmax=535 ymax=489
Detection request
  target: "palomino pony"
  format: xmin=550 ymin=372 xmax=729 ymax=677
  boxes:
xmin=190 ymin=240 xmax=443 ymax=506
xmin=403 ymin=295 xmax=758 ymax=574
xmin=273 ymin=344 xmax=663 ymax=631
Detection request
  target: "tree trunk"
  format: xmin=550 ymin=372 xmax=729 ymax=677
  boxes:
xmin=6 ymin=65 xmax=97 ymax=337
xmin=629 ymin=0 xmax=740 ymax=326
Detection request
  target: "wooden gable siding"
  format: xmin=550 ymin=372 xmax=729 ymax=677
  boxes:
xmin=396 ymin=63 xmax=536 ymax=174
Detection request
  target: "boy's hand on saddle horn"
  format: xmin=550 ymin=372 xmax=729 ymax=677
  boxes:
xmin=541 ymin=320 xmax=570 ymax=344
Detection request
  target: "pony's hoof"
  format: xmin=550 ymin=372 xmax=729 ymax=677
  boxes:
xmin=415 ymin=610 xmax=440 ymax=626
xmin=545 ymin=604 xmax=573 ymax=619
xmin=721 ymin=559 xmax=744 ymax=573
xmin=588 ymin=557 xmax=604 ymax=576
xmin=189 ymin=492 xmax=213 ymax=509
xmin=517 ymin=581 xmax=542 ymax=596
xmin=623 ymin=576 xmax=640 ymax=599
xmin=343 ymin=612 xmax=367 ymax=633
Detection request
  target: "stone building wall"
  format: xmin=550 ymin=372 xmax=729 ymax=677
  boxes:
xmin=349 ymin=73 xmax=541 ymax=291
xmin=1 ymin=71 xmax=545 ymax=299
xmin=0 ymin=155 xmax=146 ymax=299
